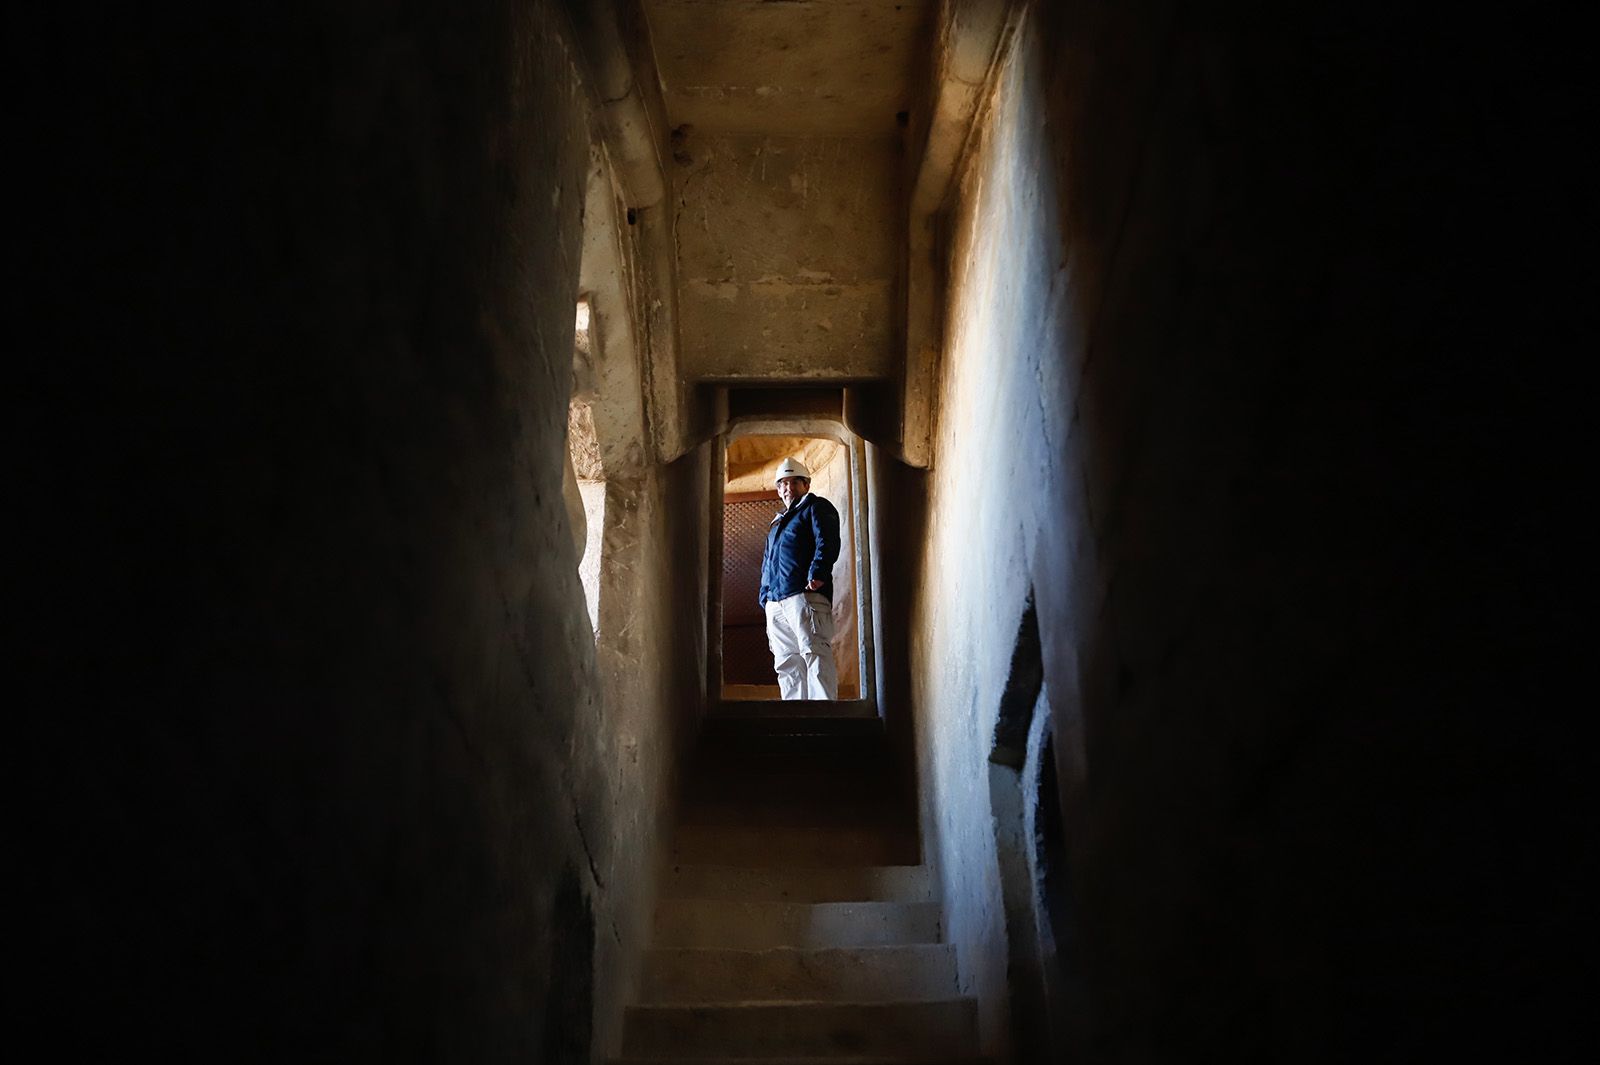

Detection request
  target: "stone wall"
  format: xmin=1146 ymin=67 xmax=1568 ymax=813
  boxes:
xmin=674 ymin=133 xmax=901 ymax=382
xmin=907 ymin=1 xmax=1565 ymax=1060
xmin=910 ymin=15 xmax=1045 ymax=1040
xmin=29 ymin=1 xmax=702 ymax=1059
xmin=589 ymin=447 xmax=710 ymax=1057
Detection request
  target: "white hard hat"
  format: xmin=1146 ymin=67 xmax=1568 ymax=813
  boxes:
xmin=774 ymin=457 xmax=811 ymax=483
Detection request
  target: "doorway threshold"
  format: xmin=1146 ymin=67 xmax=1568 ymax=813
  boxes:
xmin=711 ymin=697 xmax=877 ymax=719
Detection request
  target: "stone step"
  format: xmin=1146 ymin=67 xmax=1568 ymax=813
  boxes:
xmin=710 ymin=698 xmax=878 ymax=719
xmin=662 ymin=864 xmax=934 ymax=903
xmin=654 ymin=899 xmax=941 ymax=950
xmin=676 ymin=803 xmax=910 ymax=835
xmin=672 ymin=824 xmax=918 ymax=867
xmin=612 ymin=1058 xmax=989 ymax=1065
xmin=679 ymin=768 xmax=907 ymax=813
xmin=684 ymin=745 xmax=897 ymax=788
xmin=702 ymin=714 xmax=885 ymax=740
xmin=691 ymin=734 xmax=891 ymax=760
xmin=640 ymin=944 xmax=959 ymax=1004
xmin=621 ymin=999 xmax=980 ymax=1059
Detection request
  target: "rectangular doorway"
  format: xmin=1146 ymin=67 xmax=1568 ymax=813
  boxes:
xmin=719 ymin=432 xmax=867 ymax=701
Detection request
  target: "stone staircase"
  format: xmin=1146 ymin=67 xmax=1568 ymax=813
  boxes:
xmin=616 ymin=708 xmax=981 ymax=1065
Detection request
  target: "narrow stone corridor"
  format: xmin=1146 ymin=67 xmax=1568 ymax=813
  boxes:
xmin=28 ymin=1 xmax=1575 ymax=1062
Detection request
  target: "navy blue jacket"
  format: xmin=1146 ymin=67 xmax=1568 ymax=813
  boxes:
xmin=758 ymin=492 xmax=841 ymax=608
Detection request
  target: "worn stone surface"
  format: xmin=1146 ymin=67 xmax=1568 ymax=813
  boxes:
xmin=641 ymin=943 xmax=960 ymax=1004
xmin=674 ymin=133 xmax=900 ymax=382
xmin=625 ymin=722 xmax=971 ymax=1060
xmin=577 ymin=480 xmax=606 ymax=632
xmin=900 ymin=1 xmax=1570 ymax=1061
xmin=655 ymin=899 xmax=941 ymax=950
xmin=661 ymin=864 xmax=934 ymax=903
xmin=31 ymin=1 xmax=704 ymax=1059
xmin=586 ymin=452 xmax=711 ymax=1058
xmin=29 ymin=0 xmax=1571 ymax=1060
xmin=624 ymin=999 xmax=978 ymax=1058
xmin=724 ymin=435 xmax=843 ymax=494
xmin=643 ymin=0 xmax=935 ymax=136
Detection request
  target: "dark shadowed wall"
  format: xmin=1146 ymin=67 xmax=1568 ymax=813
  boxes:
xmin=27 ymin=1 xmax=701 ymax=1059
xmin=21 ymin=0 xmax=1576 ymax=1060
xmin=905 ymin=1 xmax=1573 ymax=1061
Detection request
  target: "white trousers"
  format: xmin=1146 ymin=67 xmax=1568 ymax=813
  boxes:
xmin=764 ymin=592 xmax=839 ymax=700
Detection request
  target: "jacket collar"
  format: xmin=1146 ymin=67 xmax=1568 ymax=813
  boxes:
xmin=769 ymin=491 xmax=813 ymax=526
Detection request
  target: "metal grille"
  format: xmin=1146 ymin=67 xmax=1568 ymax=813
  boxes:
xmin=722 ymin=499 xmax=779 ymax=625
xmin=722 ymin=497 xmax=780 ymax=683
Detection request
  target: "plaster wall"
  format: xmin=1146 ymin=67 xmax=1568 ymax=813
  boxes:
xmin=31 ymin=2 xmax=703 ymax=1059
xmin=674 ymin=133 xmax=900 ymax=381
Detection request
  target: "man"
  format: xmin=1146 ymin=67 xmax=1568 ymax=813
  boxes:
xmin=758 ymin=457 xmax=842 ymax=700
